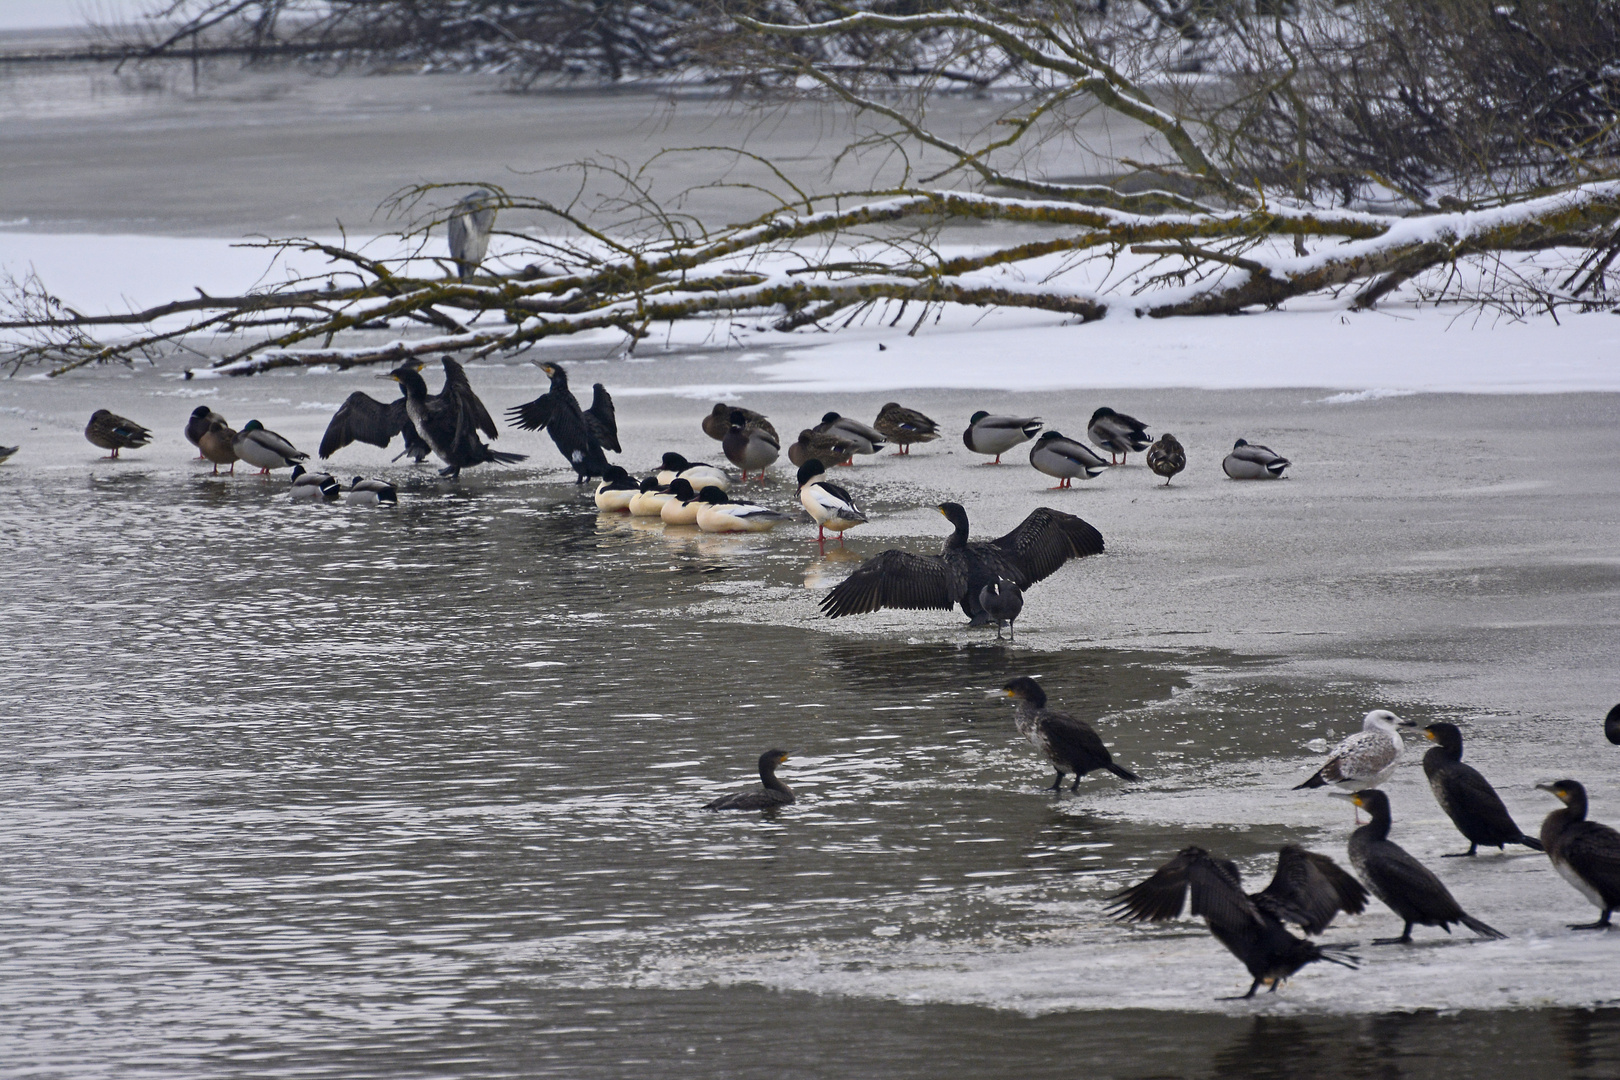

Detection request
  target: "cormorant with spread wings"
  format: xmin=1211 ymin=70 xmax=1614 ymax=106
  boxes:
xmin=318 ymin=358 xmax=496 ymax=464
xmin=505 ymin=361 xmax=618 ymax=482
xmin=818 ymin=502 xmax=1104 ymax=624
xmin=1108 ymin=845 xmax=1364 ymax=999
xmin=384 ymin=358 xmax=524 ymax=478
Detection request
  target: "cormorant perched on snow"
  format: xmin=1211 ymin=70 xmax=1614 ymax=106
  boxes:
xmin=385 ymin=359 xmax=524 ymax=478
xmin=1421 ymin=723 xmax=1543 ymax=856
xmin=1109 ymin=845 xmax=1363 ymax=998
xmin=820 ymin=502 xmax=1103 ymax=625
xmin=505 ymin=361 xmax=615 ymax=483
xmin=1537 ymin=779 xmax=1620 ymax=929
xmin=1339 ymin=788 xmax=1507 ymax=944
xmin=998 ymin=676 xmax=1139 ymax=791
xmin=703 ymin=750 xmax=794 ymax=811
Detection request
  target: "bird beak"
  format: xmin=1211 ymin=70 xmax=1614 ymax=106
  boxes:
xmin=1396 ymin=716 xmax=1417 ymax=727
xmin=377 ymin=372 xmax=399 ymax=382
xmin=1423 ymin=730 xmax=1436 ymax=741
xmin=1535 ymin=783 xmax=1561 ymax=799
xmin=1329 ymin=791 xmax=1358 ymax=804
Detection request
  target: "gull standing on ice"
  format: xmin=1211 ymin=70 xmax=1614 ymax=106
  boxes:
xmin=1295 ymin=710 xmax=1417 ymax=792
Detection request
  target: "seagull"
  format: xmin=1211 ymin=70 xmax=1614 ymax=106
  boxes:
xmin=1295 ymin=710 xmax=1416 ymax=793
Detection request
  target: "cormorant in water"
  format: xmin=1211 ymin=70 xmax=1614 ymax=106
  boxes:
xmin=1340 ymin=789 xmax=1507 ymax=944
xmin=703 ymin=750 xmax=794 ymax=811
xmin=819 ymin=502 xmax=1103 ymax=625
xmin=386 ymin=359 xmax=524 ymax=478
xmin=505 ymin=361 xmax=614 ymax=482
xmin=318 ymin=371 xmax=440 ymax=464
xmin=1537 ymin=780 xmax=1620 ymax=929
xmin=1109 ymin=845 xmax=1363 ymax=999
xmin=1421 ymin=723 xmax=1543 ymax=856
xmin=998 ymin=677 xmax=1139 ymax=791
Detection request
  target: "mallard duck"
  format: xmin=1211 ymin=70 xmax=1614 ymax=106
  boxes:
xmin=344 ymin=476 xmax=398 ymax=505
xmin=660 ymin=478 xmax=705 ymax=525
xmin=998 ymin=677 xmax=1140 ymax=791
xmin=85 ymin=410 xmax=151 ymax=458
xmin=288 ymin=464 xmax=341 ymax=501
xmin=1294 ymin=710 xmax=1416 ymax=792
xmin=1537 ymin=780 xmax=1620 ymax=929
xmin=1087 ymin=407 xmax=1151 ymax=465
xmin=198 ymin=419 xmax=239 ymax=475
xmin=1109 ymin=845 xmax=1363 ymax=999
xmin=233 ymin=420 xmax=309 ymax=474
xmin=1339 ymin=789 xmax=1507 ymax=944
xmin=656 ymin=452 xmax=729 ymax=492
xmin=787 ymin=428 xmax=857 ymax=469
xmin=1223 ymin=439 xmax=1290 ymax=479
xmin=320 ymin=390 xmax=429 ymax=463
xmin=962 ymin=412 xmax=1041 ymax=463
xmin=797 ymin=459 xmax=867 ymax=544
xmin=627 ymin=476 xmax=676 ymax=517
xmin=979 ymin=579 xmax=1023 ymax=640
xmin=873 ymin=402 xmax=939 ymax=455
xmin=506 ymin=361 xmax=614 ymax=482
xmin=814 ymin=412 xmax=887 ymax=456
xmin=1147 ymin=433 xmax=1186 ymax=485
xmin=703 ymin=750 xmax=794 ymax=811
xmin=184 ymin=406 xmax=225 ymax=459
xmin=1028 ymin=431 xmax=1107 ymax=488
xmin=703 ymin=403 xmax=776 ymax=443
xmin=694 ymin=487 xmax=793 ymax=533
xmin=387 ymin=358 xmax=525 ymax=478
xmin=820 ymin=503 xmax=1104 ymax=625
xmin=1421 ymin=723 xmax=1542 ymax=856
xmin=722 ymin=411 xmax=781 ymax=480
xmin=593 ymin=465 xmax=640 ymax=511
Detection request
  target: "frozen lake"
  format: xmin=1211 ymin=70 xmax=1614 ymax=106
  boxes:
xmin=2 ymin=62 xmax=1619 ymax=1078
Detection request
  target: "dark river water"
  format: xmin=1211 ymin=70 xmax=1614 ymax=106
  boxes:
xmin=4 ymin=465 xmax=1617 ymax=1078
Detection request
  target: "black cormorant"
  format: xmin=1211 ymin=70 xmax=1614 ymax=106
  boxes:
xmin=703 ymin=750 xmax=795 ymax=811
xmin=1341 ymin=788 xmax=1507 ymax=944
xmin=1606 ymin=704 xmax=1620 ymax=746
xmin=319 ymin=388 xmax=431 ymax=463
xmin=979 ymin=579 xmax=1023 ymax=640
xmin=819 ymin=502 xmax=1104 ymax=624
xmin=387 ymin=359 xmax=524 ymax=478
xmin=1108 ymin=845 xmax=1361 ymax=998
xmin=1537 ymin=780 xmax=1620 ymax=929
xmin=1087 ymin=407 xmax=1151 ymax=465
xmin=1147 ymin=433 xmax=1186 ymax=485
xmin=998 ymin=676 xmax=1139 ymax=791
xmin=873 ymin=402 xmax=939 ymax=454
xmin=1421 ymin=723 xmax=1543 ymax=856
xmin=505 ymin=361 xmax=613 ymax=483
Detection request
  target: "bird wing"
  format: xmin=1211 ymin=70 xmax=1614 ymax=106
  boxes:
xmin=1562 ymin=822 xmax=1620 ymax=898
xmin=819 ymin=551 xmax=955 ymax=617
xmin=320 ymin=392 xmax=407 ymax=457
xmin=988 ymin=508 xmax=1106 ymax=585
xmin=805 ymin=480 xmax=862 ymax=518
xmin=1107 ymin=848 xmax=1199 ymax=922
xmin=1362 ymin=840 xmax=1451 ymax=912
xmin=1254 ymin=845 xmax=1367 ymax=934
xmin=1319 ymin=731 xmax=1394 ymax=784
xmin=441 ymin=357 xmax=499 ymax=439
xmin=587 ymin=383 xmax=621 ymax=453
xmin=1039 ymin=710 xmax=1114 ymax=771
xmin=506 ymin=390 xmax=558 ymax=432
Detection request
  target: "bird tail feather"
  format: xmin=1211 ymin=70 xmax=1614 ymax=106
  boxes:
xmin=1462 ymin=915 xmax=1507 ymax=940
xmin=1106 ymin=762 xmax=1141 ymax=782
xmin=1315 ymin=944 xmax=1360 ymax=970
xmin=489 ymin=450 xmax=528 ymax=466
xmin=1292 ymin=771 xmax=1327 ymax=790
xmin=1517 ymin=834 xmax=1545 ymax=852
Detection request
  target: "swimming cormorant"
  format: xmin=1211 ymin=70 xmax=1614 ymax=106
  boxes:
xmin=1340 ymin=789 xmax=1507 ymax=944
xmin=963 ymin=412 xmax=1042 ymax=463
xmin=387 ymin=359 xmax=525 ymax=478
xmin=1295 ymin=710 xmax=1415 ymax=792
xmin=1421 ymin=723 xmax=1543 ymax=856
xmin=1222 ymin=439 xmax=1290 ymax=479
xmin=873 ymin=402 xmax=939 ymax=454
xmin=1147 ymin=433 xmax=1186 ymax=486
xmin=1087 ymin=407 xmax=1151 ymax=464
xmin=703 ymin=750 xmax=794 ymax=810
xmin=505 ymin=361 xmax=612 ymax=483
xmin=819 ymin=502 xmax=1104 ymax=625
xmin=85 ymin=410 xmax=151 ymax=458
xmin=1109 ymin=844 xmax=1363 ymax=998
xmin=998 ymin=676 xmax=1139 ymax=791
xmin=1537 ymin=780 xmax=1620 ymax=929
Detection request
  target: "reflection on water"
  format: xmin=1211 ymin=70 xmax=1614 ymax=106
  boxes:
xmin=2 ymin=471 xmax=1616 ymax=1077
